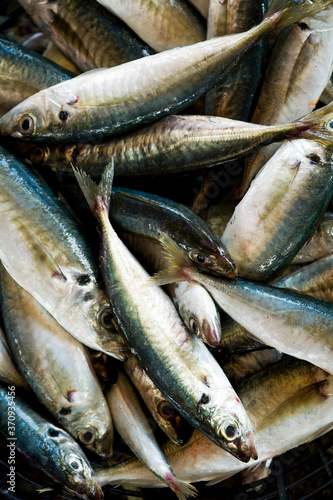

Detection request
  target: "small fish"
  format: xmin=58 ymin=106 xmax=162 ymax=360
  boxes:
xmin=74 ymin=163 xmax=257 ymax=463
xmin=222 ymin=139 xmax=333 ymax=281
xmin=0 ymin=385 xmax=103 ymax=499
xmin=0 ymin=145 xmax=126 ymax=359
xmin=95 ymin=357 xmax=333 ymax=488
xmin=151 ymin=232 xmax=333 ymax=375
xmin=0 ymin=263 xmax=114 ymax=458
xmin=107 ymin=371 xmax=197 ymax=499
xmin=1 ymin=0 xmax=330 ymax=142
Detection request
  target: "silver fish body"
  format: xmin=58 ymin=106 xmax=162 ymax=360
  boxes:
xmin=0 ymin=145 xmax=125 ymax=359
xmin=0 ymin=264 xmax=114 ymax=457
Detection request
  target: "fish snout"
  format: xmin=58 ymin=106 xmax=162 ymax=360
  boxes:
xmin=227 ymin=433 xmax=258 ymax=463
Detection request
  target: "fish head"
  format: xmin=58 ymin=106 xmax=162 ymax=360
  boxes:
xmin=0 ymin=87 xmax=74 ymax=141
xmin=45 ymin=425 xmax=103 ymax=499
xmin=187 ymin=244 xmax=237 ymax=278
xmin=72 ymin=399 xmax=114 ymax=458
xmin=216 ymin=414 xmax=257 ymax=463
xmin=174 ymin=281 xmax=222 ymax=346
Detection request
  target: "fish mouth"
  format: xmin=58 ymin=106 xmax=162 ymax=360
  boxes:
xmin=227 ymin=436 xmax=258 ymax=463
xmin=92 ymin=483 xmax=104 ymax=500
xmin=201 ymin=319 xmax=222 ymax=346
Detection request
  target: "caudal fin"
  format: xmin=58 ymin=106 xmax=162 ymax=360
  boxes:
xmin=264 ymin=0 xmax=333 ymax=32
xmin=296 ymin=101 xmax=333 ymax=143
xmin=73 ymin=160 xmax=114 ymax=217
xmin=165 ymin=474 xmax=197 ymax=500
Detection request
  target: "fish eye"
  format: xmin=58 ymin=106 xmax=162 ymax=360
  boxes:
xmin=189 ymin=250 xmax=207 ymax=265
xmin=328 ymin=120 xmax=333 ymax=130
xmin=98 ymin=306 xmax=114 ymax=329
xmin=157 ymin=400 xmax=175 ymax=420
xmin=67 ymin=454 xmax=84 ymax=472
xmin=48 ymin=428 xmax=60 ymax=438
xmin=221 ymin=421 xmax=238 ymax=441
xmin=30 ymin=146 xmax=49 ymax=165
xmin=18 ymin=115 xmax=35 ymax=134
xmin=189 ymin=318 xmax=199 ymax=334
xmin=78 ymin=429 xmax=95 ymax=445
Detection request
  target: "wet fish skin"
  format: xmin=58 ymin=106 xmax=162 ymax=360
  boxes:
xmin=17 ymin=0 xmax=154 ymax=72
xmin=0 ymin=385 xmax=103 ymax=499
xmin=222 ymin=140 xmax=333 ymax=281
xmin=107 ymin=371 xmax=197 ymax=499
xmin=111 ymin=187 xmax=236 ymax=278
xmin=291 ymin=212 xmax=333 ymax=263
xmin=95 ymin=358 xmax=333 ymax=488
xmin=0 ymin=37 xmax=72 ymax=112
xmin=0 ymin=327 xmax=29 ymax=390
xmin=124 ymin=352 xmax=189 ymax=445
xmin=121 ymin=234 xmax=223 ymax=346
xmin=96 ymin=0 xmax=205 ymax=52
xmin=19 ymin=113 xmax=321 ymax=178
xmin=206 ymin=0 xmax=266 ymax=121
xmin=74 ymin=165 xmax=257 ymax=463
xmin=274 ymin=253 xmax=333 ymax=303
xmin=2 ymin=0 xmax=330 ymax=142
xmin=0 ymin=263 xmax=114 ymax=458
xmin=0 ymin=145 xmax=126 ymax=359
xmin=239 ymin=5 xmax=333 ymax=195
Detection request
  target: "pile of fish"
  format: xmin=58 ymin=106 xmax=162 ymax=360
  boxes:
xmin=0 ymin=0 xmax=333 ymax=498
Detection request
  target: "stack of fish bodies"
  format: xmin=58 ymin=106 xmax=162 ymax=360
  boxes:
xmin=0 ymin=0 xmax=333 ymax=498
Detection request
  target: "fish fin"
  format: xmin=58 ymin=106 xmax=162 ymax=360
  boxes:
xmin=73 ymin=160 xmax=114 ymax=216
xmin=149 ymin=233 xmax=195 ymax=287
xmin=36 ymin=487 xmax=54 ymax=494
xmin=240 ymin=461 xmax=271 ymax=485
xmin=264 ymin=0 xmax=333 ymax=32
xmin=165 ymin=475 xmax=197 ymax=500
xmin=11 ymin=218 xmax=67 ymax=281
xmin=296 ymin=101 xmax=333 ymax=143
xmin=206 ymin=471 xmax=236 ymax=486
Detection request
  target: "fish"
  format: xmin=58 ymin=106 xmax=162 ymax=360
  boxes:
xmin=221 ymin=139 xmax=333 ymax=281
xmin=106 ymin=371 xmax=197 ymax=499
xmin=95 ymin=357 xmax=333 ymax=488
xmin=239 ymin=4 xmax=333 ymax=196
xmin=111 ymin=187 xmax=236 ymax=278
xmin=1 ymin=0 xmax=331 ymax=142
xmin=95 ymin=0 xmax=205 ymax=52
xmin=0 ymin=145 xmax=126 ymax=359
xmin=17 ymin=109 xmax=333 ymax=177
xmin=16 ymin=0 xmax=154 ymax=72
xmin=0 ymin=263 xmax=114 ymax=458
xmin=151 ymin=232 xmax=333 ymax=375
xmin=0 ymin=384 xmax=103 ymax=499
xmin=124 ymin=352 xmax=191 ymax=445
xmin=186 ymin=0 xmax=209 ymax=19
xmin=0 ymin=36 xmax=72 ymax=112
xmin=73 ymin=163 xmax=257 ymax=463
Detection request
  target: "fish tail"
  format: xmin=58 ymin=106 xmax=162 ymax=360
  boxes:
xmin=164 ymin=473 xmax=197 ymax=500
xmin=73 ymin=160 xmax=114 ymax=217
xmin=295 ymin=101 xmax=333 ymax=143
xmin=149 ymin=233 xmax=195 ymax=287
xmin=263 ymin=0 xmax=333 ymax=32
